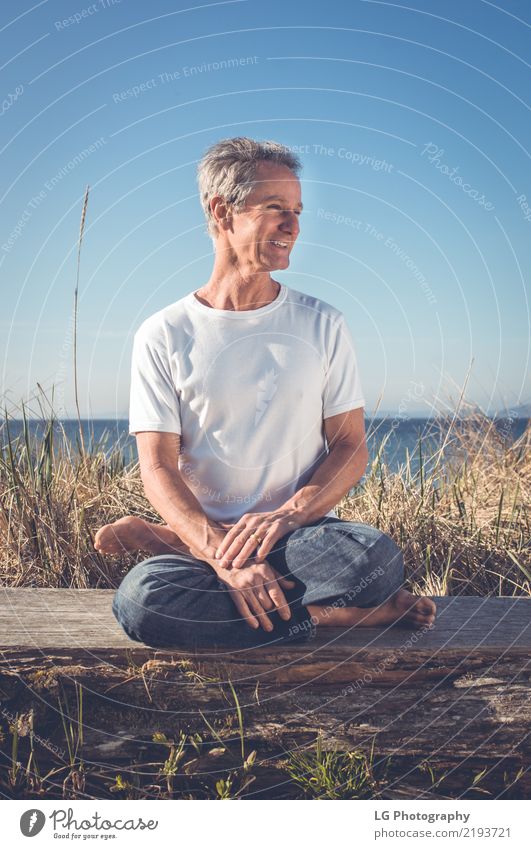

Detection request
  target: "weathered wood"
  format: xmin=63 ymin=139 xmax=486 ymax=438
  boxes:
xmin=0 ymin=590 xmax=529 ymax=797
xmin=1 ymin=590 xmax=529 ymax=685
xmin=1 ymin=653 xmax=528 ymax=797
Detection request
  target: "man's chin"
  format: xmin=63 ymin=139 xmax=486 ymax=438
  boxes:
xmin=263 ymin=256 xmax=290 ymax=271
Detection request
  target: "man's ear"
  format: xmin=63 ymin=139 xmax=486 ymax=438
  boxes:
xmin=210 ymin=195 xmax=233 ymax=232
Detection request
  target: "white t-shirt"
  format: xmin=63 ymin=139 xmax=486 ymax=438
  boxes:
xmin=129 ymin=283 xmax=365 ymax=523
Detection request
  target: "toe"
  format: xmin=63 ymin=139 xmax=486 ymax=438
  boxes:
xmin=409 ymin=607 xmax=436 ymax=627
xmin=414 ymin=609 xmax=432 ymax=623
xmin=410 ymin=612 xmax=428 ymax=625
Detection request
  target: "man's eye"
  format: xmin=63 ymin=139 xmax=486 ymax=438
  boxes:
xmin=267 ymin=205 xmax=302 ymax=215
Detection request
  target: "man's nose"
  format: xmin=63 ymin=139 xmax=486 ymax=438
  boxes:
xmin=281 ymin=211 xmax=300 ymax=237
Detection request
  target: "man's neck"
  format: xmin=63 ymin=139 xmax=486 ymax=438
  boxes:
xmin=194 ymin=273 xmax=280 ymax=312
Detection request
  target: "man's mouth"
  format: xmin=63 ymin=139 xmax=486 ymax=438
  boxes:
xmin=268 ymin=240 xmax=290 ymax=250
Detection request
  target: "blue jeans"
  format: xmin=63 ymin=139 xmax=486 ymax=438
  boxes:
xmin=112 ymin=518 xmax=405 ymax=648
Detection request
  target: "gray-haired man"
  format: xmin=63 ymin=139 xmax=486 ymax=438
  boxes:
xmin=95 ymin=137 xmax=436 ymax=647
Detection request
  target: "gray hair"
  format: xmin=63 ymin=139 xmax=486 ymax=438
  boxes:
xmin=197 ymin=136 xmax=302 ymax=240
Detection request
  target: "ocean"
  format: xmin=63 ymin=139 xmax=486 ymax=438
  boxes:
xmin=1 ymin=416 xmax=527 ymax=479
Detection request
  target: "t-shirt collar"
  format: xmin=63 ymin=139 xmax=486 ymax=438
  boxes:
xmin=186 ymin=283 xmax=287 ymax=319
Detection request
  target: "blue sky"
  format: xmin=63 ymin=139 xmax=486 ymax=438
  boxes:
xmin=1 ymin=0 xmax=529 ymax=418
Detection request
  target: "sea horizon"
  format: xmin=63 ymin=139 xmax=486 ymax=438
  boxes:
xmin=2 ymin=414 xmax=527 ymax=479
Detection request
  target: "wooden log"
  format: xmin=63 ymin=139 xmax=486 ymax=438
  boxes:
xmin=1 ymin=589 xmax=529 ymax=682
xmin=0 ymin=589 xmax=529 ymax=797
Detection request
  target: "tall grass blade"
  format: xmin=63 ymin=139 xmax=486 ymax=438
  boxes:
xmin=73 ymin=186 xmax=90 ymax=458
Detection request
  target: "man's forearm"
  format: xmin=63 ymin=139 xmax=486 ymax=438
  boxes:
xmin=142 ymin=464 xmax=225 ymax=564
xmin=281 ymin=441 xmax=368 ymax=524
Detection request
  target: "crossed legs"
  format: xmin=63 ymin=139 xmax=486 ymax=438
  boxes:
xmin=96 ymin=516 xmax=436 ymax=643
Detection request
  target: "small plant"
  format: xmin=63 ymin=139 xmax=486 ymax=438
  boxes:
xmin=502 ymin=766 xmax=526 ymax=797
xmin=57 ymin=680 xmax=85 ymax=798
xmin=155 ymin=731 xmax=188 ymax=797
xmin=200 ymin=680 xmax=257 ymax=799
xmin=8 ymin=720 xmax=21 ymax=788
xmin=214 ymin=750 xmax=257 ymax=801
xmin=418 ymin=758 xmax=448 ymax=790
xmin=285 ymin=734 xmax=379 ymax=800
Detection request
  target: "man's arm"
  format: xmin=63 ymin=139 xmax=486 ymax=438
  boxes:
xmin=135 ymin=431 xmax=295 ymax=631
xmin=215 ymin=407 xmax=368 ymax=569
xmin=281 ymin=407 xmax=368 ymax=523
xmin=135 ymin=431 xmax=226 ymax=564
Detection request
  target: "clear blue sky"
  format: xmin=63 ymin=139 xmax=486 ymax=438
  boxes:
xmin=1 ymin=0 xmax=529 ymax=418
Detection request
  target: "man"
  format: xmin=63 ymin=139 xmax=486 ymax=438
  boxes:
xmin=95 ymin=136 xmax=436 ymax=648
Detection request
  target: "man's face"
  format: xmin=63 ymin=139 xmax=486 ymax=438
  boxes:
xmin=220 ymin=161 xmax=302 ymax=271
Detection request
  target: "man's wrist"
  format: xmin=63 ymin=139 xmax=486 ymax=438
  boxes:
xmin=280 ymin=489 xmax=322 ymax=525
xmin=184 ymin=523 xmax=227 ymax=563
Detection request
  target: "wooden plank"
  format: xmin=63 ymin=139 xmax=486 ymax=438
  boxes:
xmin=0 ymin=589 xmax=529 ymax=686
xmin=0 ymin=588 xmax=529 ymax=649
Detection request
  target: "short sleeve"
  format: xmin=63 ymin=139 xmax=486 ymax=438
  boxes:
xmin=322 ymin=314 xmax=365 ymax=418
xmin=128 ymin=324 xmax=181 ymax=435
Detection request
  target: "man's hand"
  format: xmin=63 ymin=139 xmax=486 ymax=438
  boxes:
xmin=218 ymin=560 xmax=296 ymax=632
xmin=214 ymin=509 xmax=304 ymax=570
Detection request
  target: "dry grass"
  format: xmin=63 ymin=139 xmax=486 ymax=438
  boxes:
xmin=0 ymin=401 xmax=529 ymax=596
xmin=338 ymin=406 xmax=530 ymax=597
xmin=0 ymin=409 xmax=150 ymax=588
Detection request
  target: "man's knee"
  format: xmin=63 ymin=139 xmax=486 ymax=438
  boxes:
xmin=320 ymin=521 xmax=404 ymax=577
xmin=329 ymin=522 xmax=404 ymax=605
xmin=279 ymin=519 xmax=404 ymax=591
xmin=112 ymin=556 xmax=211 ymax=645
xmin=363 ymin=526 xmax=404 ymax=583
xmin=285 ymin=519 xmax=401 ymax=559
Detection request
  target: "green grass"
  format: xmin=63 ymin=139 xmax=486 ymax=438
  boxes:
xmin=284 ymin=734 xmax=381 ymax=799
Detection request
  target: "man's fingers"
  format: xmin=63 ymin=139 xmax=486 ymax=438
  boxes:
xmin=215 ymin=522 xmax=247 ymax=558
xmin=278 ymin=576 xmax=296 ymax=589
xmin=269 ymin=567 xmax=296 ymax=590
xmin=219 ymin=530 xmax=265 ymax=569
xmin=256 ymin=588 xmax=274 ymax=611
xmin=252 ymin=528 xmax=279 ymax=562
xmin=231 ymin=534 xmax=263 ymax=569
xmin=246 ymin=592 xmax=274 ymax=632
xmin=228 ymin=590 xmax=259 ymax=630
xmin=267 ymin=585 xmax=292 ymax=621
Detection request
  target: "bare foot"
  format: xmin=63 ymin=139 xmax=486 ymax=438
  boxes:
xmin=357 ymin=588 xmax=436 ymax=628
xmin=308 ymin=588 xmax=436 ymax=630
xmin=94 ymin=516 xmax=189 ymax=556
